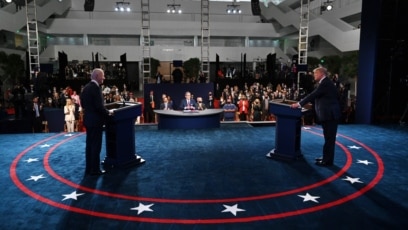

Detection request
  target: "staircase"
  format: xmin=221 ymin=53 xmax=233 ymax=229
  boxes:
xmin=0 ymin=0 xmax=71 ymax=33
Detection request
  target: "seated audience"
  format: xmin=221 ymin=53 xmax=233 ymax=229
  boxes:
xmin=196 ymin=97 xmax=206 ymax=110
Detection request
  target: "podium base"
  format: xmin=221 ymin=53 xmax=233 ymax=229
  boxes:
xmin=102 ymin=155 xmax=146 ymax=169
xmin=266 ymin=149 xmax=303 ymax=161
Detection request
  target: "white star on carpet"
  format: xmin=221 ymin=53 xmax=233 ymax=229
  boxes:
xmin=342 ymin=176 xmax=363 ymax=184
xmin=298 ymin=193 xmax=320 ymax=203
xmin=24 ymin=158 xmax=39 ymax=163
xmin=130 ymin=203 xmax=154 ymax=215
xmin=348 ymin=145 xmax=362 ymax=149
xmin=27 ymin=174 xmax=46 ymax=181
xmin=64 ymin=133 xmax=74 ymax=137
xmin=62 ymin=191 xmax=85 ymax=201
xmin=221 ymin=204 xmax=245 ymax=216
xmin=357 ymin=159 xmax=374 ymax=165
xmin=40 ymin=144 xmax=51 ymax=148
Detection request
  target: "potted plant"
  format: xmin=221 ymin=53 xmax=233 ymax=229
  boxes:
xmin=0 ymin=51 xmax=25 ymax=92
xmin=183 ymin=57 xmax=200 ymax=83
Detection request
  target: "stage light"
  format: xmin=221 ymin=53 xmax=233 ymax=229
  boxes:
xmin=115 ymin=1 xmax=131 ymax=13
xmin=226 ymin=1 xmax=242 ymax=14
xmin=320 ymin=0 xmax=334 ymax=14
xmin=167 ymin=1 xmax=182 ymax=14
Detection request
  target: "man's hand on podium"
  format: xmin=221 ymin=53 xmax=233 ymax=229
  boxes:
xmin=290 ymin=103 xmax=301 ymax=109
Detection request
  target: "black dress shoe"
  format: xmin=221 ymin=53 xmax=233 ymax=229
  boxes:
xmin=89 ymin=170 xmax=106 ymax=176
xmin=315 ymin=161 xmax=333 ymax=166
xmin=315 ymin=157 xmax=323 ymax=161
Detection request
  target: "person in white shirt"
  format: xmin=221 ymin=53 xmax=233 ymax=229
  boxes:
xmin=64 ymin=98 xmax=76 ymax=132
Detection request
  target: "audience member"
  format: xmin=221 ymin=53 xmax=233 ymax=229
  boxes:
xmin=206 ymin=92 xmax=214 ymax=109
xmin=11 ymin=83 xmax=25 ymax=119
xmin=31 ymin=96 xmax=43 ymax=133
xmin=196 ymin=97 xmax=206 ymax=110
xmin=71 ymin=90 xmax=81 ymax=107
xmin=198 ymin=71 xmax=206 ymax=83
xmin=145 ymin=90 xmax=156 ymax=123
xmin=238 ymin=94 xmax=249 ymax=121
xmin=156 ymin=71 xmax=163 ymax=84
xmin=222 ymin=97 xmax=236 ymax=121
xmin=64 ymin=98 xmax=76 ymax=132
xmin=252 ymin=98 xmax=262 ymax=121
xmin=160 ymin=94 xmax=173 ymax=110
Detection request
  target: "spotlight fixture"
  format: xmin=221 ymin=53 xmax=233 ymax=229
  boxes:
xmin=226 ymin=1 xmax=241 ymax=14
xmin=320 ymin=0 xmax=333 ymax=14
xmin=115 ymin=1 xmax=131 ymax=12
xmin=167 ymin=1 xmax=182 ymax=14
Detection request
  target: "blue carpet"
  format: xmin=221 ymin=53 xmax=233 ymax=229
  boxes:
xmin=0 ymin=124 xmax=407 ymax=229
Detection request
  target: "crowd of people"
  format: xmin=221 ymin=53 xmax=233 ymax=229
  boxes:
xmin=0 ymin=65 xmax=354 ymax=133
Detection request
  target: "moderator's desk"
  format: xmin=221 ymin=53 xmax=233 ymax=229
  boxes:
xmin=154 ymin=109 xmax=224 ymax=129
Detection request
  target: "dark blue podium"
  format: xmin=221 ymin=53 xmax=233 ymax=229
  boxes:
xmin=103 ymin=102 xmax=145 ymax=168
xmin=267 ymin=99 xmax=305 ymax=160
xmin=43 ymin=108 xmax=64 ymax=132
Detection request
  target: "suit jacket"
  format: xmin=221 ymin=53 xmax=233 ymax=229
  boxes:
xmin=31 ymin=102 xmax=44 ymax=120
xmin=80 ymin=81 xmax=109 ymax=128
xmin=299 ymin=77 xmax=340 ymax=122
xmin=160 ymin=102 xmax=173 ymax=110
xmin=179 ymin=98 xmax=197 ymax=110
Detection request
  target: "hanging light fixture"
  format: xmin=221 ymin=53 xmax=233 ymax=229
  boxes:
xmin=167 ymin=0 xmax=182 ymax=14
xmin=115 ymin=1 xmax=131 ymax=12
xmin=226 ymin=1 xmax=242 ymax=14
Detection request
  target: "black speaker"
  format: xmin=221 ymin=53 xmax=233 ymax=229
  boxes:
xmin=120 ymin=53 xmax=127 ymax=65
xmin=215 ymin=54 xmax=220 ymax=73
xmin=94 ymin=53 xmax=99 ymax=68
xmin=84 ymin=0 xmax=94 ymax=12
xmin=120 ymin=53 xmax=127 ymax=79
xmin=266 ymin=53 xmax=276 ymax=73
xmin=251 ymin=0 xmax=261 ymax=16
xmin=58 ymin=51 xmax=68 ymax=80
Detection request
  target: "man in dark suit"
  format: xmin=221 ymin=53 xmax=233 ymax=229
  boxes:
xmin=179 ymin=91 xmax=197 ymax=110
xmin=290 ymin=67 xmax=340 ymax=166
xmin=31 ymin=96 xmax=44 ymax=133
xmin=155 ymin=71 xmax=163 ymax=84
xmin=80 ymin=68 xmax=111 ymax=176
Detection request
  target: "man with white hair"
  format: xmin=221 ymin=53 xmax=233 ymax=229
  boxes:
xmin=80 ymin=68 xmax=111 ymax=176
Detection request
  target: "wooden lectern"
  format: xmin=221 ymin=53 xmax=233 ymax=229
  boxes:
xmin=267 ymin=99 xmax=305 ymax=160
xmin=103 ymin=102 xmax=145 ymax=168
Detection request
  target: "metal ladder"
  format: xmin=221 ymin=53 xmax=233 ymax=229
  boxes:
xmin=141 ymin=0 xmax=151 ymax=85
xmin=25 ymin=0 xmax=40 ymax=79
xmin=297 ymin=0 xmax=310 ymax=90
xmin=201 ymin=0 xmax=210 ymax=82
